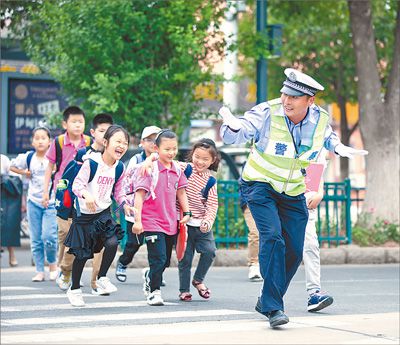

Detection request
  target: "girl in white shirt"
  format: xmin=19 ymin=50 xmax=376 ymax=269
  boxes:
xmin=10 ymin=127 xmax=58 ymax=282
xmin=64 ymin=125 xmax=135 ymax=307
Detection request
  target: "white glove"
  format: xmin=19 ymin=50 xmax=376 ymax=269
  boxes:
xmin=218 ymin=106 xmax=241 ymax=131
xmin=335 ymin=143 xmax=368 ymax=159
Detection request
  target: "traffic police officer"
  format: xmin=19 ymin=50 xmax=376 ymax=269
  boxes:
xmin=219 ymin=68 xmax=368 ymax=328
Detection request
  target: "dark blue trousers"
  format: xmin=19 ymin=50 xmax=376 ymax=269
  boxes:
xmin=240 ymin=179 xmax=308 ymax=313
xmin=145 ymin=231 xmax=176 ymax=292
xmin=119 ymin=221 xmax=144 ymax=266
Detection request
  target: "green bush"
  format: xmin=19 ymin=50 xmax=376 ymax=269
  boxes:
xmin=352 ymin=212 xmax=400 ymax=246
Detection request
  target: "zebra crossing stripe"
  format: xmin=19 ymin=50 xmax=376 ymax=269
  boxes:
xmin=2 ymin=309 xmax=252 ymax=326
xmin=1 ymin=286 xmax=39 ymax=291
xmin=2 ymin=300 xmax=178 ymax=312
xmin=1 ymin=293 xmax=98 ymax=300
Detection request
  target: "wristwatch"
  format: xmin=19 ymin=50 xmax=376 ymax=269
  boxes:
xmin=183 ymin=211 xmax=192 ymax=217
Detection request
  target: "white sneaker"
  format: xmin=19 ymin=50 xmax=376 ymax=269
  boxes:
xmin=91 ymin=287 xmax=110 ymax=296
xmin=67 ymin=288 xmax=85 ymax=307
xmin=96 ymin=277 xmax=118 ymax=294
xmin=49 ymin=270 xmax=58 ymax=281
xmin=147 ymin=290 xmax=164 ymax=306
xmin=248 ymin=264 xmax=263 ymax=281
xmin=56 ymin=271 xmax=71 ymax=291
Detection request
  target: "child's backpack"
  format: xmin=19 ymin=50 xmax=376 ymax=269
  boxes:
xmin=55 ymin=154 xmax=124 ymax=220
xmin=26 ymin=151 xmax=35 ymax=170
xmin=201 ymin=175 xmax=217 ymax=201
xmin=178 ymin=164 xmax=217 ymax=201
xmin=50 ymin=134 xmax=92 ymax=192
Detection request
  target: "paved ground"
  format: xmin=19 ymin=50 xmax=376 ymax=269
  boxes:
xmin=1 ymin=263 xmax=399 ymax=344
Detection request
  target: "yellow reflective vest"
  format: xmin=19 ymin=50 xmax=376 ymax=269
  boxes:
xmin=242 ymin=98 xmax=329 ymax=196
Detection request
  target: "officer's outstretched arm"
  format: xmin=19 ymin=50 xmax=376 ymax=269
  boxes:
xmin=334 ymin=143 xmax=368 ymax=159
xmin=218 ymin=106 xmax=241 ymax=131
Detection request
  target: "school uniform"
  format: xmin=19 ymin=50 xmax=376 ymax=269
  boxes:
xmin=134 ymin=160 xmax=187 ymax=292
xmin=64 ymin=152 xmax=125 ymax=260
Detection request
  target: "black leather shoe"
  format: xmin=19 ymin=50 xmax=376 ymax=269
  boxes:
xmin=255 ymin=297 xmax=268 ymax=316
xmin=268 ymin=310 xmax=289 ymax=328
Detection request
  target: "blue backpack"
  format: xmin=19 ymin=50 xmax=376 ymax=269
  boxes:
xmin=26 ymin=151 xmax=35 ymax=170
xmin=179 ymin=164 xmax=216 ymax=201
xmin=55 ymin=149 xmax=124 ymax=220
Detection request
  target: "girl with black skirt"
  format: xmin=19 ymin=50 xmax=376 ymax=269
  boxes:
xmin=64 ymin=125 xmax=135 ymax=307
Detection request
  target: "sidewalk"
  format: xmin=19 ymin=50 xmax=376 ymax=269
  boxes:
xmin=15 ymin=238 xmax=399 ymax=268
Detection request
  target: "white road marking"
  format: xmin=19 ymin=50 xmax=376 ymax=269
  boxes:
xmin=1 ymin=286 xmax=39 ymax=291
xmin=2 ymin=309 xmax=252 ymax=326
xmin=1 ymin=313 xmax=399 ymax=344
xmin=1 ymin=293 xmax=96 ymax=300
xmin=1 ymin=300 xmax=178 ymax=312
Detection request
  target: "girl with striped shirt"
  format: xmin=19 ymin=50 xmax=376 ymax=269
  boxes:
xmin=178 ymin=138 xmax=220 ymax=301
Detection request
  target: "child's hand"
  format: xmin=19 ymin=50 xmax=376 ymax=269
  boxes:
xmin=24 ymin=170 xmax=32 ymax=178
xmin=306 ymin=191 xmax=323 ymax=210
xmin=42 ymin=193 xmax=49 ymax=208
xmin=123 ymin=204 xmax=136 ymax=217
xmin=139 ymin=161 xmax=153 ymax=176
xmin=180 ymin=215 xmax=190 ymax=224
xmin=200 ymin=221 xmax=210 ymax=233
xmin=83 ymin=192 xmax=97 ymax=212
xmin=132 ymin=221 xmax=143 ymax=234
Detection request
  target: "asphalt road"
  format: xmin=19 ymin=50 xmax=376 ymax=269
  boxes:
xmin=1 ymin=261 xmax=399 ymax=344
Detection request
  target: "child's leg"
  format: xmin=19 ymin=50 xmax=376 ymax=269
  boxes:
xmin=91 ymin=249 xmax=104 ymax=289
xmin=57 ymin=217 xmax=74 ymax=275
xmin=178 ymin=228 xmax=196 ymax=293
xmin=244 ymin=206 xmax=259 ymax=266
xmin=145 ymin=232 xmax=167 ymax=292
xmin=42 ymin=205 xmax=58 ymax=269
xmin=193 ymin=229 xmax=216 ymax=284
xmin=27 ymin=200 xmax=45 ymax=273
xmin=71 ymin=257 xmax=87 ymax=290
xmin=303 ymin=209 xmax=321 ymax=294
xmin=163 ymin=233 xmax=177 ymax=270
xmin=97 ymin=235 xmax=118 ymax=278
xmin=119 ymin=227 xmax=142 ymax=266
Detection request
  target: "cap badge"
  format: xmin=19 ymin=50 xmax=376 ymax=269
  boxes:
xmin=288 ymin=71 xmax=297 ymax=82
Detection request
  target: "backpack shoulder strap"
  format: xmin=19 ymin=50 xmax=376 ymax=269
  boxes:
xmin=83 ymin=135 xmax=92 ymax=147
xmin=202 ymin=175 xmax=217 ymax=200
xmin=115 ymin=161 xmax=124 ymax=181
xmin=172 ymin=160 xmax=182 ymax=178
xmin=149 ymin=161 xmax=160 ymax=199
xmin=26 ymin=151 xmax=35 ymax=170
xmin=54 ymin=134 xmax=64 ymax=171
xmin=88 ymin=159 xmax=98 ymax=183
xmin=75 ymin=147 xmax=89 ymax=163
xmin=183 ymin=163 xmax=193 ymax=179
xmin=111 ymin=161 xmax=124 ymax=195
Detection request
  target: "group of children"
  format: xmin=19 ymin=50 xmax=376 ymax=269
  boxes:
xmin=10 ymin=106 xmax=220 ymax=307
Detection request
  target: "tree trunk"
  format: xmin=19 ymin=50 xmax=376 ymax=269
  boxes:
xmin=338 ymin=92 xmax=350 ymax=180
xmin=334 ymin=61 xmax=357 ymax=181
xmin=348 ymin=0 xmax=400 ymax=223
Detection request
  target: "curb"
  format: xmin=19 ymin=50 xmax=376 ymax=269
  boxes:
xmin=18 ymin=238 xmax=399 ymax=267
xmin=118 ymin=245 xmax=399 ymax=269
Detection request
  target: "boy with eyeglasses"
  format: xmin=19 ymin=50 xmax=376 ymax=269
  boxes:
xmin=115 ymin=126 xmax=160 ymax=283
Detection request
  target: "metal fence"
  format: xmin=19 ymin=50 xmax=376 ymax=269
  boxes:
xmin=214 ymin=179 xmax=358 ymax=248
xmin=116 ymin=179 xmax=363 ymax=249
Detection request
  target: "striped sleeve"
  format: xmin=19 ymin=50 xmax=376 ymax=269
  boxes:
xmin=186 ymin=171 xmax=218 ymax=230
xmin=202 ymin=183 xmax=218 ymax=230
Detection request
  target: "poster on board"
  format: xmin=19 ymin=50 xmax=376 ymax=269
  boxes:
xmin=8 ymin=78 xmax=67 ymax=154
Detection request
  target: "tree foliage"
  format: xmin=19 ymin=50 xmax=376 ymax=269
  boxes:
xmin=237 ymin=0 xmax=398 ymax=180
xmin=21 ymin=0 xmax=225 ymax=135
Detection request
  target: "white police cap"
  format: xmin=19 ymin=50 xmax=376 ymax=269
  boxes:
xmin=280 ymin=68 xmax=324 ymax=97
